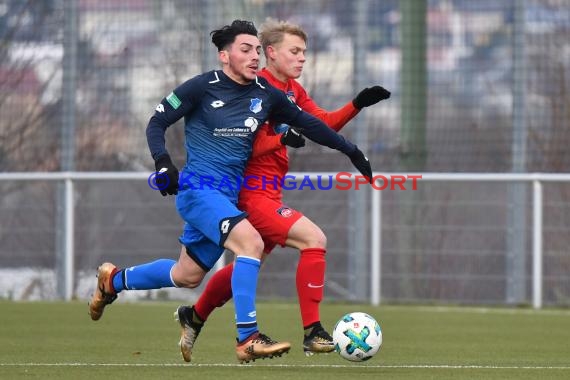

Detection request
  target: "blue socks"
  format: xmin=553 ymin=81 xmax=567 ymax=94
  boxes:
xmin=232 ymin=256 xmax=261 ymax=342
xmin=112 ymin=259 xmax=176 ymax=292
xmin=109 ymin=255 xmax=260 ymax=343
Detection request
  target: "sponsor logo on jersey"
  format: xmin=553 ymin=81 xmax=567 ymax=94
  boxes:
xmin=155 ymin=104 xmax=165 ymax=113
xmin=244 ymin=117 xmax=259 ymax=132
xmin=250 ymin=98 xmax=262 ymax=113
xmin=166 ymin=92 xmax=181 ymax=109
xmin=212 ymin=117 xmax=259 ymax=137
xmin=211 ymin=100 xmax=225 ymax=108
xmin=277 ymin=206 xmax=293 ymax=218
xmin=213 ymin=127 xmax=251 ymax=137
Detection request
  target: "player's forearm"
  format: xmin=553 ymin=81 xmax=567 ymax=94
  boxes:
xmin=291 ymin=112 xmax=356 ymax=155
xmin=146 ymin=115 xmax=170 ymax=161
xmin=299 ymin=94 xmax=359 ymax=132
xmin=327 ymin=102 xmax=360 ymax=132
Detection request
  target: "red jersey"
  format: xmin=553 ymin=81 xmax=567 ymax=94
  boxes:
xmin=240 ymin=68 xmax=359 ymax=202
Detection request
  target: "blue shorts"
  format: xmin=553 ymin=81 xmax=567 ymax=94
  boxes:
xmin=176 ymin=188 xmax=247 ymax=271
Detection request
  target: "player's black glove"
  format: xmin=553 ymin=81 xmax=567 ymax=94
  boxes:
xmin=352 ymin=86 xmax=391 ymax=109
xmin=280 ymin=127 xmax=306 ymax=148
xmin=347 ymin=147 xmax=373 ymax=183
xmin=154 ymin=154 xmax=179 ymax=196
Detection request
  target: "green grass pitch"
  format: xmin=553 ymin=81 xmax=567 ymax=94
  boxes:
xmin=1 ymin=301 xmax=569 ymax=379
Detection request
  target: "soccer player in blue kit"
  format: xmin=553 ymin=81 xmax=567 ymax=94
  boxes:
xmin=89 ymin=20 xmax=372 ymax=363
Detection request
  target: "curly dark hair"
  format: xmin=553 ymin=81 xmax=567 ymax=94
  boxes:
xmin=210 ymin=20 xmax=258 ymax=51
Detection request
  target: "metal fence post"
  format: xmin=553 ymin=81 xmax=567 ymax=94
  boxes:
xmin=371 ymin=181 xmax=381 ymax=306
xmin=64 ymin=177 xmax=75 ymax=301
xmin=532 ymin=180 xmax=543 ymax=309
xmin=58 ymin=0 xmax=78 ymax=300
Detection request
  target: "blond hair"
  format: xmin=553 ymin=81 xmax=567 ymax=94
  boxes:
xmin=259 ymin=18 xmax=308 ymax=56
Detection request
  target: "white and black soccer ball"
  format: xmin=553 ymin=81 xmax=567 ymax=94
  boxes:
xmin=332 ymin=312 xmax=382 ymax=362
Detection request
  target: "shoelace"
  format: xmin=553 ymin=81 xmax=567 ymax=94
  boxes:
xmin=182 ymin=329 xmax=200 ymax=347
xmin=254 ymin=333 xmax=277 ymax=345
xmin=315 ymin=329 xmax=333 ymax=340
xmin=307 ymin=328 xmax=333 ymax=343
xmin=182 ymin=324 xmax=202 ymax=343
xmin=180 ymin=308 xmax=204 ymax=330
xmin=98 ymin=285 xmax=117 ymax=304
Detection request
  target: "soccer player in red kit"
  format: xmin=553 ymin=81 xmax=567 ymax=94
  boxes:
xmin=174 ymin=19 xmax=390 ymax=362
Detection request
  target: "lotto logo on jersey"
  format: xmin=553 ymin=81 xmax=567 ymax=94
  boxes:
xmin=211 ymin=100 xmax=225 ymax=108
xmin=220 ymin=219 xmax=230 ymax=234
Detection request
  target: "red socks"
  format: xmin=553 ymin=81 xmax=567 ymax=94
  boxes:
xmin=194 ymin=247 xmax=326 ymax=328
xmin=194 ymin=262 xmax=234 ymax=321
xmin=296 ymin=248 xmax=326 ymax=328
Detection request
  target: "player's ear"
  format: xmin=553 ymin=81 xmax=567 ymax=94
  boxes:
xmin=219 ymin=50 xmax=229 ymax=64
xmin=266 ymin=45 xmax=277 ymax=60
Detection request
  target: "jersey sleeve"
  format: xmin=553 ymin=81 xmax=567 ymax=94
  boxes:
xmin=146 ymin=75 xmax=206 ymax=160
xmin=295 ymin=84 xmax=359 ymax=132
xmin=269 ymin=87 xmax=356 ymax=155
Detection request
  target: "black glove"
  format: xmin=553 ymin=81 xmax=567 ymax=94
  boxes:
xmin=280 ymin=127 xmax=306 ymax=148
xmin=352 ymin=86 xmax=391 ymax=109
xmin=347 ymin=147 xmax=373 ymax=183
xmin=154 ymin=154 xmax=179 ymax=196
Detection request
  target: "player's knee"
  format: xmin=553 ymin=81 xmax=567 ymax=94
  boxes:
xmin=171 ymin=264 xmax=204 ymax=288
xmin=247 ymin=231 xmax=264 ymax=256
xmin=316 ymin=230 xmax=327 ymax=249
xmin=304 ymin=228 xmax=327 ymax=249
xmin=173 ymin=275 xmax=202 ymax=289
xmin=227 ymin=225 xmax=264 ymax=258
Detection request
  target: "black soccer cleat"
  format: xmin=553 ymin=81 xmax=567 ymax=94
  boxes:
xmin=174 ymin=305 xmax=204 ymax=362
xmin=303 ymin=325 xmax=335 ymax=355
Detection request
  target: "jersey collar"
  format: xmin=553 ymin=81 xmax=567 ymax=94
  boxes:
xmin=258 ymin=68 xmax=290 ymax=92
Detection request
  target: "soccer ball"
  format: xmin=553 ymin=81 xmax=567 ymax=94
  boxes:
xmin=332 ymin=312 xmax=382 ymax=362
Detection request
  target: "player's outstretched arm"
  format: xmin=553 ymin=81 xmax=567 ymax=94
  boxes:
xmin=346 ymin=147 xmax=372 ymax=182
xmin=287 ymin=111 xmax=372 ymax=182
xmin=352 ymin=86 xmax=391 ymax=109
xmin=299 ymin=85 xmax=390 ymax=132
xmin=269 ymin=85 xmax=373 ymax=182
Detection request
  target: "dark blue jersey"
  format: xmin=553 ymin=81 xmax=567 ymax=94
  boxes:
xmin=147 ymin=70 xmax=356 ymax=201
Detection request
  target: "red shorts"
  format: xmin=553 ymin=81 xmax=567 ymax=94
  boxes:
xmin=238 ymin=196 xmax=303 ymax=253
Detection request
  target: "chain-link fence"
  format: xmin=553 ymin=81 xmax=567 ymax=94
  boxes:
xmin=1 ymin=0 xmax=570 ymax=305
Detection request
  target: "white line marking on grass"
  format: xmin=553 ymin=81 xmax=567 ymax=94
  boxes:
xmin=1 ymin=363 xmax=570 ymax=369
